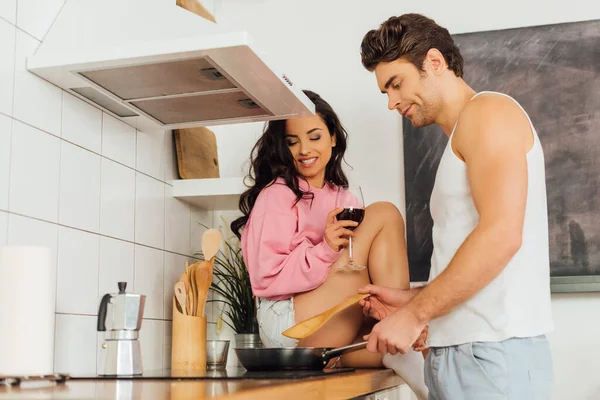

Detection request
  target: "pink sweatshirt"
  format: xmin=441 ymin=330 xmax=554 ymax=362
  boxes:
xmin=241 ymin=178 xmax=356 ymax=300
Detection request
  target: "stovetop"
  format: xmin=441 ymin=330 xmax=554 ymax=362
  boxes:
xmin=67 ymin=367 xmax=355 ymax=381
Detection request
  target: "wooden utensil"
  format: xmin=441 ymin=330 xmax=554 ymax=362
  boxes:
xmin=194 ymin=261 xmax=212 ymax=317
xmin=189 ymin=261 xmax=200 ymax=316
xmin=201 ymin=229 xmax=222 ymax=261
xmin=282 ymin=293 xmax=371 ymax=339
xmin=178 ymin=272 xmax=189 ymax=314
xmin=174 ymin=282 xmax=187 ymax=315
xmin=178 ymin=270 xmax=190 ymax=292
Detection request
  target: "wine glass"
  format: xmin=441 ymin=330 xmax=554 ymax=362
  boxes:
xmin=335 ymin=185 xmax=365 ymax=271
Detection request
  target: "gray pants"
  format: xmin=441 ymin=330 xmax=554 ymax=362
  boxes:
xmin=425 ymin=335 xmax=554 ymax=400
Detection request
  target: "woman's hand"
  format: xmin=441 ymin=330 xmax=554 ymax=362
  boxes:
xmin=324 ymin=208 xmax=358 ymax=251
xmin=412 ymin=325 xmax=428 ymax=351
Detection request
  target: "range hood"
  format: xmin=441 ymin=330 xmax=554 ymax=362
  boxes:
xmin=27 ymin=0 xmax=315 ymax=131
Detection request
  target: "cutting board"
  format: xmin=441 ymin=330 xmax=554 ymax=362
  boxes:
xmin=176 ymin=0 xmax=216 ymax=23
xmin=174 ymin=127 xmax=220 ymax=179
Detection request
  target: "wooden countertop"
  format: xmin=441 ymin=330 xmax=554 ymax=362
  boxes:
xmin=0 ymin=369 xmax=404 ymax=399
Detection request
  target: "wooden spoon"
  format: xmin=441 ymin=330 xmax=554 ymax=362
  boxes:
xmin=200 ymin=229 xmax=220 ymax=308
xmin=178 ymin=270 xmax=190 ymax=292
xmin=188 ymin=261 xmax=200 ymax=316
xmin=178 ymin=264 xmax=191 ymax=314
xmin=195 ymin=261 xmax=212 ymax=317
xmin=282 ymin=293 xmax=371 ymax=339
xmin=174 ymin=282 xmax=187 ymax=315
xmin=201 ymin=229 xmax=222 ymax=262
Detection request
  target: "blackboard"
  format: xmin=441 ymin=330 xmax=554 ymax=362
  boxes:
xmin=404 ymin=19 xmax=600 ymax=289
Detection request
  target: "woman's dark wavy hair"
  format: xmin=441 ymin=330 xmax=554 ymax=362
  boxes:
xmin=231 ymin=90 xmax=349 ymax=239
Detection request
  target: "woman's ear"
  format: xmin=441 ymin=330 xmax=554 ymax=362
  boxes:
xmin=331 ymin=134 xmax=337 ymax=148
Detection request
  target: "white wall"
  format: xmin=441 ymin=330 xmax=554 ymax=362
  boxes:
xmin=0 ymin=0 xmax=214 ymax=375
xmin=211 ymin=1 xmax=600 ymax=399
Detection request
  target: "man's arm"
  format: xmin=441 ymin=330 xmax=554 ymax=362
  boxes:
xmin=408 ymin=95 xmax=532 ymax=324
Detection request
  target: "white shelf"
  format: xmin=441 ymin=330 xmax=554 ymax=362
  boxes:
xmin=172 ymin=177 xmax=246 ymax=210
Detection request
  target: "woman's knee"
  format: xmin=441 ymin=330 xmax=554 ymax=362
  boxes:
xmin=365 ymin=201 xmax=405 ymax=226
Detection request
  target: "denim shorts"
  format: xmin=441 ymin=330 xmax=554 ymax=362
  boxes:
xmin=425 ymin=335 xmax=554 ymax=400
xmin=256 ymin=297 xmax=298 ymax=348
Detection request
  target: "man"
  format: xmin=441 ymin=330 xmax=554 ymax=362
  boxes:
xmin=358 ymin=13 xmax=555 ymax=399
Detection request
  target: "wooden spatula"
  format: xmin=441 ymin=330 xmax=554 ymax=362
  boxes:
xmin=188 ymin=261 xmax=200 ymax=316
xmin=178 ymin=261 xmax=191 ymax=314
xmin=200 ymin=229 xmax=220 ymax=306
xmin=195 ymin=261 xmax=212 ymax=317
xmin=202 ymin=229 xmax=222 ymax=261
xmin=174 ymin=282 xmax=187 ymax=315
xmin=282 ymin=293 xmax=371 ymax=339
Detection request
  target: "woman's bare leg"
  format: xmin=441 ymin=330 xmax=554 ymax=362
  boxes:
xmin=293 ymin=202 xmax=410 ymax=366
xmin=337 ymin=317 xmax=384 ymax=368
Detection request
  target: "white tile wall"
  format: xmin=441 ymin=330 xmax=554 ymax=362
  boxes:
xmin=136 ymin=130 xmax=166 ymax=181
xmin=164 ymin=185 xmax=190 ymax=255
xmin=56 ymin=226 xmax=99 ymax=315
xmin=0 ymin=0 xmax=17 ymax=24
xmin=16 ymin=0 xmax=66 ymax=41
xmin=54 ymin=314 xmax=97 ymax=375
xmin=61 ymin=92 xmax=102 ymax=153
xmin=13 ymin=30 xmax=62 ymax=136
xmin=0 ymin=18 xmax=15 ymax=116
xmin=98 ymin=237 xmax=134 ymax=305
xmin=58 ymin=142 xmax=101 ymax=232
xmin=139 ymin=319 xmax=166 ymax=371
xmin=9 ymin=120 xmax=60 ymax=222
xmin=100 ymin=158 xmax=135 ymax=241
xmin=0 ymin=114 xmax=11 ymax=210
xmin=101 ymin=114 xmax=136 ymax=168
xmin=134 ymin=245 xmax=164 ymax=320
xmin=163 ymin=321 xmax=173 ymax=370
xmin=0 ymin=211 xmax=7 ymax=245
xmin=135 ymin=173 xmax=165 ymax=249
xmin=0 ymin=5 xmax=221 ymax=376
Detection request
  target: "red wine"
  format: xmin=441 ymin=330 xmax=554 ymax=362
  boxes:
xmin=336 ymin=208 xmax=365 ymax=230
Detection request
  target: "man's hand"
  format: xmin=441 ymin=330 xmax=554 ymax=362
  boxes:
xmin=364 ymin=306 xmax=426 ymax=355
xmin=358 ymin=285 xmax=417 ymax=321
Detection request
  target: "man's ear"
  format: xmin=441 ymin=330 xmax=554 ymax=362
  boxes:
xmin=425 ymin=48 xmax=446 ymax=76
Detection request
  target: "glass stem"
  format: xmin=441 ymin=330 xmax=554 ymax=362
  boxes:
xmin=349 ymin=236 xmax=354 ymax=264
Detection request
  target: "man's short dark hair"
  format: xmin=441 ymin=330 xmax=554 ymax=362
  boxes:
xmin=361 ymin=13 xmax=464 ymax=77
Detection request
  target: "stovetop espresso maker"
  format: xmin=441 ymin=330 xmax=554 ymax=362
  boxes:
xmin=97 ymin=282 xmax=146 ymax=376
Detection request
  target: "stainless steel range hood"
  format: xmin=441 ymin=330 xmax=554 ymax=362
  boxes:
xmin=26 ymin=0 xmax=315 ymax=131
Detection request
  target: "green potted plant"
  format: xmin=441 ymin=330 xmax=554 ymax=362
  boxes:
xmin=196 ymin=219 xmax=261 ymax=348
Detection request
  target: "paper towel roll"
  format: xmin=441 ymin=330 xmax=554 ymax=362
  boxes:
xmin=0 ymin=246 xmax=56 ymax=375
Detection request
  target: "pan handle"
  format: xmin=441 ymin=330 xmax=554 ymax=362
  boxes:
xmin=322 ymin=341 xmax=368 ymax=362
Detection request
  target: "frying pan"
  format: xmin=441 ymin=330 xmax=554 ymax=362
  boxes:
xmin=234 ymin=341 xmax=367 ymax=371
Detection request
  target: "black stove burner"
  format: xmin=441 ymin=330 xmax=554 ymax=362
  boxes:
xmin=68 ymin=367 xmax=355 ymax=381
xmin=0 ymin=374 xmax=69 ymax=386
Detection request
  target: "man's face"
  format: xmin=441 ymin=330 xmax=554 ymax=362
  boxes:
xmin=374 ymin=57 xmax=440 ymax=128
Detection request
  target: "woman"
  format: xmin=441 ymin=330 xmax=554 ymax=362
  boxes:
xmin=231 ymin=90 xmax=428 ymax=398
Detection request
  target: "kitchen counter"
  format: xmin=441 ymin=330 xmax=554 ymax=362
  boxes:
xmin=0 ymin=369 xmax=404 ymax=399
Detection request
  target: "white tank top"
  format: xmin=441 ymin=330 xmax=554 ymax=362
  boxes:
xmin=426 ymin=91 xmax=554 ymax=347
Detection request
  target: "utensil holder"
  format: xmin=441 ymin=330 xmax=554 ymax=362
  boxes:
xmin=171 ymin=299 xmax=206 ymax=371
